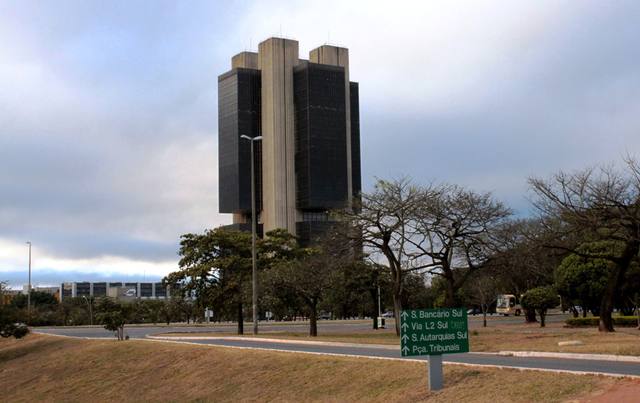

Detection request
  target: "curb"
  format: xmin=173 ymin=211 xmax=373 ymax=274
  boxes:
xmin=32 ymin=332 xmax=640 ymax=379
xmin=146 ymin=335 xmax=398 ymax=350
xmin=141 ymin=338 xmax=640 ymax=380
xmin=498 ymin=350 xmax=640 ymax=363
xmin=148 ymin=336 xmax=640 ymax=363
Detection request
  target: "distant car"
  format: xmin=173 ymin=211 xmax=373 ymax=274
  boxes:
xmin=381 ymin=311 xmax=394 ymax=318
xmin=318 ymin=312 xmax=331 ymax=320
xmin=467 ymin=308 xmax=481 ymax=316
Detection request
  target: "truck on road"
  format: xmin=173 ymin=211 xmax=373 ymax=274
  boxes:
xmin=496 ymin=294 xmax=522 ymax=316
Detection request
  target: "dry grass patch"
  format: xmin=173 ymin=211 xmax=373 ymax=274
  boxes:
xmin=0 ymin=334 xmax=629 ymax=402
xmin=159 ymin=323 xmax=640 ymax=356
xmin=469 ymin=323 xmax=640 ymax=356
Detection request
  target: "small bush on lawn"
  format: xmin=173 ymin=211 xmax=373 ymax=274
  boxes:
xmin=565 ymin=316 xmax=638 ymax=327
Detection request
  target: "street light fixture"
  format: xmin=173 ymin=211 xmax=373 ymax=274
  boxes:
xmin=240 ymin=134 xmax=262 ymax=335
xmin=26 ymin=241 xmax=32 ymax=312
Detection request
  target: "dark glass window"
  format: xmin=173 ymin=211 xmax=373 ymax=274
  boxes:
xmin=154 ymin=283 xmax=166 ymax=297
xmin=294 ymin=63 xmax=348 ymax=210
xmin=76 ymin=282 xmax=91 ymax=297
xmin=218 ymin=68 xmax=262 ymax=214
xmin=93 ymin=282 xmax=107 ymax=297
xmin=350 ymin=82 xmax=361 ymax=203
xmin=140 ymin=283 xmax=153 ymax=297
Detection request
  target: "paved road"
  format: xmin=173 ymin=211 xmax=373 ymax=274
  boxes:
xmin=35 ymin=320 xmax=377 ymax=338
xmin=34 ymin=314 xmax=570 ymax=339
xmin=169 ymin=337 xmax=640 ymax=378
xmin=34 ymin=315 xmax=640 ymax=378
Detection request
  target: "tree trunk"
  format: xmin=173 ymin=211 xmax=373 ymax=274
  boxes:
xmin=309 ymin=302 xmax=318 ymax=337
xmin=539 ymin=309 xmax=546 ymax=327
xmin=482 ymin=305 xmax=487 ymax=328
xmin=599 ymin=240 xmax=639 ymax=332
xmin=582 ymin=307 xmax=587 ymax=318
xmin=524 ymin=308 xmax=537 ymax=323
xmin=444 ymin=277 xmax=457 ymax=308
xmin=237 ymin=302 xmax=244 ymax=335
xmin=370 ymin=288 xmax=378 ymax=330
xmin=392 ymin=292 xmax=402 ymax=336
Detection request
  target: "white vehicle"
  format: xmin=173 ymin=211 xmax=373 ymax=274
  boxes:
xmin=496 ymin=294 xmax=522 ymax=316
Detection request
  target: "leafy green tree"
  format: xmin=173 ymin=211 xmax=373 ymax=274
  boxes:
xmin=58 ymin=297 xmax=88 ymax=326
xmin=265 ymin=248 xmax=338 ymax=336
xmin=555 ymin=243 xmax=611 ymax=317
xmin=521 ymin=287 xmax=558 ymax=327
xmin=529 ymin=159 xmax=640 ymax=331
xmin=99 ymin=311 xmax=128 ymax=340
xmin=11 ymin=291 xmax=58 ymax=309
xmin=159 ymin=300 xmax=177 ymax=325
xmin=0 ymin=281 xmax=8 ymax=302
xmin=96 ymin=299 xmax=132 ymax=340
xmin=166 ymin=227 xmax=309 ymax=333
xmin=167 ymin=228 xmax=252 ymax=333
xmin=144 ymin=300 xmax=164 ymax=324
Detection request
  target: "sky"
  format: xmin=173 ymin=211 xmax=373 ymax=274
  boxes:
xmin=1 ymin=1 xmax=639 ymax=287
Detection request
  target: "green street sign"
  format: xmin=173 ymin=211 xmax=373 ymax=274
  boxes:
xmin=400 ymin=308 xmax=469 ymax=357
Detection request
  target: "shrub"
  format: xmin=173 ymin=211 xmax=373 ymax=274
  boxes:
xmin=521 ymin=286 xmax=558 ymax=327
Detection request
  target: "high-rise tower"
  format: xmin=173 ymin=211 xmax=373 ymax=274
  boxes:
xmin=218 ymin=38 xmax=361 ymax=245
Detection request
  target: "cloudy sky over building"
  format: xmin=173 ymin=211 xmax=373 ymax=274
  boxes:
xmin=1 ymin=1 xmax=639 ymax=286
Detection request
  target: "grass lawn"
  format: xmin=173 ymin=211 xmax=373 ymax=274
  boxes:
xmin=159 ymin=321 xmax=640 ymax=356
xmin=0 ymin=334 xmax=635 ymax=402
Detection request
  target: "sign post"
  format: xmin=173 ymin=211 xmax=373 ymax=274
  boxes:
xmin=400 ymin=308 xmax=469 ymax=391
xmin=204 ymin=308 xmax=213 ymax=323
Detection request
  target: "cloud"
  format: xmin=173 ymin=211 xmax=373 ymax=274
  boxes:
xmin=1 ymin=1 xmax=639 ymax=283
xmin=231 ymin=0 xmax=640 ymax=212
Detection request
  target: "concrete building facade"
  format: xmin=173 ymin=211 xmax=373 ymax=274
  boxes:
xmin=218 ymin=37 xmax=361 ymax=244
xmin=60 ymin=282 xmax=170 ymax=301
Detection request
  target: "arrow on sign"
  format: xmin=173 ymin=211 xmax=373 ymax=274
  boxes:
xmin=400 ymin=311 xmax=408 ymax=319
xmin=401 ymin=334 xmax=409 ymax=343
xmin=401 ymin=346 xmax=410 ymax=355
xmin=401 ymin=322 xmax=408 ymax=331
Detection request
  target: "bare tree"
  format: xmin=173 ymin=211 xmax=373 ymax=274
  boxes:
xmin=340 ymin=178 xmax=437 ymax=336
xmin=341 ymin=178 xmax=511 ymax=334
xmin=411 ymin=186 xmax=512 ymax=307
xmin=529 ymin=158 xmax=640 ymax=332
xmin=265 ymin=240 xmax=343 ymax=337
xmin=465 ymin=271 xmax=499 ymax=327
xmin=489 ymin=218 xmax=566 ymax=322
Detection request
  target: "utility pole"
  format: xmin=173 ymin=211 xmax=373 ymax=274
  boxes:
xmin=26 ymin=241 xmax=32 ymax=312
xmin=241 ymin=134 xmax=262 ymax=335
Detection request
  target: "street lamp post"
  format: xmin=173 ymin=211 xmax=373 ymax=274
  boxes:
xmin=240 ymin=134 xmax=262 ymax=335
xmin=378 ymin=285 xmax=382 ymax=318
xmin=82 ymin=296 xmax=93 ymax=325
xmin=26 ymin=241 xmax=32 ymax=312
